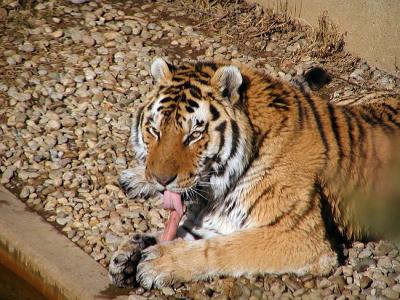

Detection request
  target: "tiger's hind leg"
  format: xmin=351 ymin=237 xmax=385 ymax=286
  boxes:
xmin=136 ymin=225 xmax=338 ymax=289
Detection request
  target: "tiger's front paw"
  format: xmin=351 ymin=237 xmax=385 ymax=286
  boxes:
xmin=136 ymin=240 xmax=193 ymax=289
xmin=108 ymin=234 xmax=156 ymax=288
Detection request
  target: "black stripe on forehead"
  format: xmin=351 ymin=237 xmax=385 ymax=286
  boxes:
xmin=159 ymin=96 xmax=178 ymax=104
xmin=187 ymin=99 xmax=199 ymax=108
xmin=195 ymin=61 xmax=218 ymax=71
xmin=210 ymin=104 xmax=220 ymax=120
xmin=189 ymin=86 xmax=202 ymax=99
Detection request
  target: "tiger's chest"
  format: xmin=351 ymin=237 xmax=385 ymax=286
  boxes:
xmin=186 ymin=182 xmax=255 ymax=238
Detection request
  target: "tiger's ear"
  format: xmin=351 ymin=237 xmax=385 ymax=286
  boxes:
xmin=150 ymin=57 xmax=172 ymax=82
xmin=211 ymin=65 xmax=243 ymax=103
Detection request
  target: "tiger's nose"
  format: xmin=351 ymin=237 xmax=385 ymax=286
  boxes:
xmin=154 ymin=174 xmax=177 ymax=186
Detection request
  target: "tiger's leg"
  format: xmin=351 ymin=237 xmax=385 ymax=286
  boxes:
xmin=108 ymin=224 xmax=218 ymax=287
xmin=136 ymin=225 xmax=338 ymax=289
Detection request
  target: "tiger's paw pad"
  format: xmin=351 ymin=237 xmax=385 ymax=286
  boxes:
xmin=108 ymin=234 xmax=156 ymax=288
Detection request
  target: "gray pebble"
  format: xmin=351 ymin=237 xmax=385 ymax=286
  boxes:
xmin=1 ymin=166 xmax=16 ymax=184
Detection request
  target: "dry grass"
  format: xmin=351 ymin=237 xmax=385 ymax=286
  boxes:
xmin=313 ymin=11 xmax=345 ymax=57
xmin=177 ymin=0 xmax=345 ymax=58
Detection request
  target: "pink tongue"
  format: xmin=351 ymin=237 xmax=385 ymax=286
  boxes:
xmin=160 ymin=190 xmax=183 ymax=242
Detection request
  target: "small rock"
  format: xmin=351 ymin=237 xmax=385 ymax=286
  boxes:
xmin=51 ymin=29 xmax=64 ymax=38
xmin=56 ymin=217 xmax=70 ymax=226
xmin=20 ymin=186 xmax=34 ymax=199
xmin=1 ymin=166 xmax=16 ymax=184
xmin=375 ymin=241 xmax=394 ymax=256
xmin=46 ymin=120 xmax=61 ymax=131
xmin=354 ymin=257 xmax=376 ymax=272
xmin=359 ymin=248 xmax=372 ymax=259
xmin=382 ymin=287 xmax=399 ymax=299
xmin=84 ymin=68 xmax=96 ymax=80
xmin=342 ymin=266 xmax=353 ymax=277
xmin=317 ymin=278 xmax=331 ymax=289
xmin=105 ymin=232 xmax=121 ymax=246
xmin=82 ymin=35 xmax=95 ymax=46
xmin=330 ymin=276 xmax=345 ymax=290
xmin=377 ymin=257 xmax=393 ymax=270
xmin=20 ymin=42 xmax=35 ymax=53
xmin=161 ymin=287 xmax=174 ymax=296
xmin=0 ymin=8 xmax=7 ymax=22
xmin=121 ymin=25 xmax=132 ymax=35
xmin=61 ymin=117 xmax=76 ymax=127
xmin=360 ymin=276 xmax=372 ymax=289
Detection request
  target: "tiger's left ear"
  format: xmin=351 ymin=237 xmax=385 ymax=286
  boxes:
xmin=150 ymin=57 xmax=172 ymax=82
xmin=211 ymin=65 xmax=243 ymax=103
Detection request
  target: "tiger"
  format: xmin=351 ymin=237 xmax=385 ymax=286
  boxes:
xmin=108 ymin=57 xmax=400 ymax=289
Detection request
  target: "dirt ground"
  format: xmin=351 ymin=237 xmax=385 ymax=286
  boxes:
xmin=0 ymin=0 xmax=400 ymax=299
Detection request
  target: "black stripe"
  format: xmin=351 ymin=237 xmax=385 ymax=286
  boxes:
xmin=360 ymin=108 xmax=394 ymax=133
xmin=160 ymin=97 xmax=174 ymax=103
xmin=287 ymin=196 xmax=315 ymax=230
xmin=180 ymin=93 xmax=187 ymax=102
xmin=343 ymin=109 xmax=355 ymax=175
xmin=196 ymin=61 xmax=218 ymax=71
xmin=224 ymin=198 xmax=238 ymax=215
xmin=382 ymin=103 xmax=400 ymax=129
xmin=215 ymin=121 xmax=227 ymax=153
xmin=196 ymin=120 xmax=205 ymax=127
xmin=195 ymin=78 xmax=210 ymax=85
xmin=172 ymin=76 xmax=184 ymax=82
xmin=228 ymin=120 xmax=240 ymax=159
xmin=386 ymin=114 xmax=400 ymax=129
xmin=180 ymin=225 xmax=203 ymax=240
xmin=382 ymin=103 xmax=398 ymax=115
xmin=328 ymin=104 xmax=344 ymax=167
xmin=134 ymin=106 xmax=144 ymax=145
xmin=185 ymin=106 xmax=194 ymax=113
xmin=214 ymin=121 xmax=227 ymax=176
xmin=268 ymin=96 xmax=290 ymax=111
xmin=187 ymin=99 xmax=199 ymax=108
xmin=189 ymin=86 xmax=202 ymax=99
xmin=294 ymin=95 xmax=306 ymax=130
xmin=352 ymin=112 xmax=367 ymax=159
xmin=304 ymin=94 xmax=330 ymax=156
xmin=242 ymin=185 xmax=275 ymax=225
xmin=210 ymin=104 xmax=220 ymax=120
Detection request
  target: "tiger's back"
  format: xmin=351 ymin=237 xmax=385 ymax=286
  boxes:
xmin=238 ymin=64 xmax=400 ymax=240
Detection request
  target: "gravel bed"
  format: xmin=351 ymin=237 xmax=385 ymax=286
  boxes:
xmin=0 ymin=0 xmax=399 ymax=299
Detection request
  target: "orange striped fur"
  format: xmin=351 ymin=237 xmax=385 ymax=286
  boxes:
xmin=110 ymin=58 xmax=400 ymax=289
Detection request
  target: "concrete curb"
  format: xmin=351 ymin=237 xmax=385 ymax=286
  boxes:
xmin=0 ymin=186 xmax=128 ymax=300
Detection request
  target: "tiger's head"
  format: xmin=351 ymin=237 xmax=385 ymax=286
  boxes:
xmin=122 ymin=58 xmax=254 ymax=200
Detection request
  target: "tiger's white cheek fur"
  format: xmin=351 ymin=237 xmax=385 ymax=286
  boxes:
xmin=119 ymin=165 xmax=159 ymax=198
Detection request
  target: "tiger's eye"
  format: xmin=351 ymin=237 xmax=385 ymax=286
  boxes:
xmin=190 ymin=131 xmax=202 ymax=140
xmin=184 ymin=131 xmax=203 ymax=145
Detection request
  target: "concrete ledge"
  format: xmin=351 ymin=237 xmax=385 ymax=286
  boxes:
xmin=0 ymin=186 xmax=127 ymax=300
